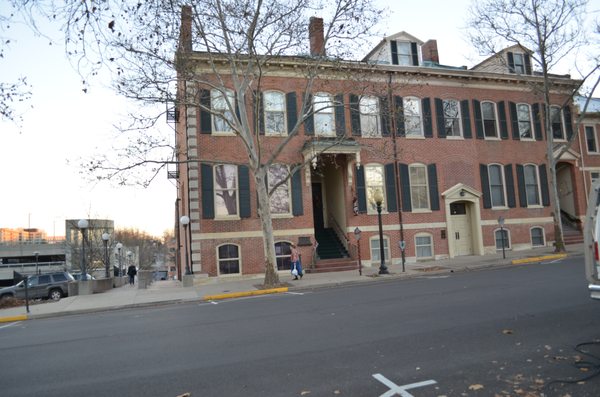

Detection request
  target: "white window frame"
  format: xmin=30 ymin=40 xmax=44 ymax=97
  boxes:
xmin=404 ymin=97 xmax=423 ymax=137
xmin=550 ymin=105 xmax=566 ymax=141
xmin=517 ymin=103 xmax=534 ymax=140
xmin=523 ymin=164 xmax=542 ymax=207
xmin=409 ymin=163 xmax=430 ymax=211
xmin=393 ymin=41 xmax=414 ymax=66
xmin=216 ymin=243 xmax=241 ymax=276
xmin=530 ymin=227 xmax=546 ymax=247
xmin=585 ymin=125 xmax=598 ymax=154
xmin=268 ymin=164 xmax=291 ymax=217
xmin=365 ymin=164 xmax=386 ymax=214
xmin=359 ymin=96 xmax=381 ymax=137
xmin=415 ymin=233 xmax=434 ymax=259
xmin=481 ymin=101 xmax=499 ymax=139
xmin=313 ymin=92 xmax=335 ymax=137
xmin=443 ymin=99 xmax=462 ymax=138
xmin=592 ymin=171 xmax=600 ymax=185
xmin=275 ymin=241 xmax=293 ymax=271
xmin=488 ymin=164 xmax=507 ymax=208
xmin=370 ymin=235 xmax=391 ymax=265
xmin=264 ymin=91 xmax=287 ymax=136
xmin=512 ymin=53 xmax=526 ymax=74
xmin=211 ymin=89 xmax=235 ymax=134
xmin=214 ymin=164 xmax=239 ymax=219
xmin=494 ymin=228 xmax=511 ymax=250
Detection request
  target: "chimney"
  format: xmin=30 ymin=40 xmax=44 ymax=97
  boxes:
xmin=422 ymin=39 xmax=439 ymax=64
xmin=179 ymin=5 xmax=192 ymax=53
xmin=309 ymin=17 xmax=325 ymax=57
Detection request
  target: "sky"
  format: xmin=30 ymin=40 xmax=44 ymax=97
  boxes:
xmin=0 ymin=0 xmax=597 ymax=238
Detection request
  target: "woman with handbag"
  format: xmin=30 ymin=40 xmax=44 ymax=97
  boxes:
xmin=290 ymin=243 xmax=303 ymax=280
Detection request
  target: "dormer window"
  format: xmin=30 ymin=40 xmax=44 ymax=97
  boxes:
xmin=391 ymin=40 xmax=419 ymax=66
xmin=507 ymin=51 xmax=531 ymax=75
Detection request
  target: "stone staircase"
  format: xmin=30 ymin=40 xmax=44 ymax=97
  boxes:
xmin=563 ymin=228 xmax=584 ymax=245
xmin=307 ymin=228 xmax=356 ymax=273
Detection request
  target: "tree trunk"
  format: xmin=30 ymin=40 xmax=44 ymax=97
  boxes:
xmin=254 ymin=169 xmax=281 ymax=288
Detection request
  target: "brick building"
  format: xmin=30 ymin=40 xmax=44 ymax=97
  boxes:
xmin=174 ymin=10 xmax=595 ymax=278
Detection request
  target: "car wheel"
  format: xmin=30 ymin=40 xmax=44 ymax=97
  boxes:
xmin=49 ymin=289 xmax=63 ymax=301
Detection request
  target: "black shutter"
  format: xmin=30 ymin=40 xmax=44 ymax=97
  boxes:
xmin=286 ymin=92 xmax=298 ymax=135
xmin=427 ymin=164 xmax=440 ymax=211
xmin=422 ymin=98 xmax=433 ymax=138
xmin=509 ymin=102 xmax=519 ymax=140
xmin=498 ymin=101 xmax=509 ymax=139
xmin=564 ymin=106 xmax=574 ymax=140
xmin=539 ymin=164 xmax=550 ymax=206
xmin=201 ymin=163 xmax=214 ymax=219
xmin=304 ymin=93 xmax=314 ymax=135
xmin=516 ymin=164 xmax=527 ymax=207
xmin=335 ymin=94 xmax=346 ymax=137
xmin=524 ymin=54 xmax=532 ymax=75
xmin=349 ymin=94 xmax=361 ymax=136
xmin=504 ymin=164 xmax=516 ymax=208
xmin=257 ymin=91 xmax=265 ymax=135
xmin=355 ymin=166 xmax=367 ymax=213
xmin=480 ymin=164 xmax=491 ymax=209
xmin=200 ymin=89 xmax=212 ymax=134
xmin=411 ymin=42 xmax=419 ymax=66
xmin=461 ymin=100 xmax=472 ymax=138
xmin=380 ymin=96 xmax=390 ymax=137
xmin=435 ymin=98 xmax=446 ymax=138
xmin=291 ymin=168 xmax=303 ymax=216
xmin=390 ymin=40 xmax=398 ymax=65
xmin=384 ymin=163 xmax=398 ymax=212
xmin=473 ymin=99 xmax=484 ymax=139
xmin=532 ymin=103 xmax=543 ymax=140
xmin=507 ymin=52 xmax=515 ymax=73
xmin=395 ymin=96 xmax=405 ymax=136
xmin=239 ymin=165 xmax=251 ymax=218
xmin=399 ymin=163 xmax=412 ymax=212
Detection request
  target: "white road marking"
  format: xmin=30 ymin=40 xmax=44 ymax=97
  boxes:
xmin=0 ymin=322 xmax=20 ymax=330
xmin=285 ymin=292 xmax=305 ymax=295
xmin=542 ymin=259 xmax=562 ymax=264
xmin=373 ymin=373 xmax=437 ymax=397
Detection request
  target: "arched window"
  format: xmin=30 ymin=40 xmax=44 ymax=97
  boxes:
xmin=409 ymin=163 xmax=429 ymax=210
xmin=494 ymin=229 xmax=511 ymax=250
xmin=313 ymin=93 xmax=335 ymax=136
xmin=211 ymin=89 xmax=235 ymax=133
xmin=523 ymin=164 xmax=541 ymax=206
xmin=516 ymin=103 xmax=533 ymax=139
xmin=530 ymin=227 xmax=545 ymax=247
xmin=268 ymin=164 xmax=291 ymax=215
xmin=217 ymin=244 xmax=241 ymax=275
xmin=275 ymin=241 xmax=292 ymax=271
xmin=415 ymin=233 xmax=434 ymax=259
xmin=481 ymin=101 xmax=498 ymax=138
xmin=488 ymin=164 xmax=506 ymax=208
xmin=403 ymin=97 xmax=422 ymax=136
xmin=365 ymin=164 xmax=385 ymax=213
xmin=442 ymin=99 xmax=462 ymax=137
xmin=214 ymin=164 xmax=239 ymax=217
xmin=359 ymin=96 xmax=380 ymax=137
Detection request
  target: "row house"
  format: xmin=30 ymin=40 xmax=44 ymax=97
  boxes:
xmin=174 ymin=10 xmax=588 ymax=279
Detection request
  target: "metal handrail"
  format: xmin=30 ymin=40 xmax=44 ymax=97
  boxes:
xmin=327 ymin=212 xmax=349 ymax=245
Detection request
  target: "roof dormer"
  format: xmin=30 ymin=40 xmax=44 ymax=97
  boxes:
xmin=471 ymin=45 xmax=533 ymax=75
xmin=363 ymin=32 xmax=425 ymax=66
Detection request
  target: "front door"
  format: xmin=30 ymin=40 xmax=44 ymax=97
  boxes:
xmin=451 ymin=202 xmax=473 ymax=256
xmin=312 ymin=183 xmax=324 ymax=231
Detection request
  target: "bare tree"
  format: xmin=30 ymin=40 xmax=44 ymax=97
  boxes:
xmin=467 ymin=0 xmax=597 ymax=252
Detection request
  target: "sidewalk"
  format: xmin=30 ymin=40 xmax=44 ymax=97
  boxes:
xmin=0 ymin=243 xmax=583 ymax=322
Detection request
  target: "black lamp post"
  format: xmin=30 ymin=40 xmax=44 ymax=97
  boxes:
xmin=354 ymin=227 xmax=362 ymax=276
xmin=180 ymin=215 xmax=192 ymax=275
xmin=102 ymin=232 xmax=110 ymax=278
xmin=116 ymin=243 xmax=123 ymax=277
xmin=77 ymin=219 xmax=89 ymax=280
xmin=498 ymin=216 xmax=506 ymax=259
xmin=374 ymin=189 xmax=389 ymax=275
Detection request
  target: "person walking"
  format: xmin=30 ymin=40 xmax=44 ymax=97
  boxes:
xmin=127 ymin=264 xmax=137 ymax=286
xmin=290 ymin=243 xmax=303 ymax=280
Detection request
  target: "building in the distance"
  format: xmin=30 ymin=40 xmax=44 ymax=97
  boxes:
xmin=174 ymin=9 xmax=592 ymax=279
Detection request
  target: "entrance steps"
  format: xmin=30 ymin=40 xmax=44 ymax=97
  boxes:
xmin=306 ymin=258 xmax=358 ymax=274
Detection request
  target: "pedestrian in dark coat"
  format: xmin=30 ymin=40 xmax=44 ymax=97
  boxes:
xmin=127 ymin=264 xmax=137 ymax=286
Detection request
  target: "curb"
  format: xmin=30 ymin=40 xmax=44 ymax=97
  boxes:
xmin=0 ymin=314 xmax=28 ymax=323
xmin=511 ymin=253 xmax=568 ymax=265
xmin=203 ymin=287 xmax=288 ymax=301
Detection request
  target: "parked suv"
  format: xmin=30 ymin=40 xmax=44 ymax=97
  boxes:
xmin=0 ymin=272 xmax=74 ymax=301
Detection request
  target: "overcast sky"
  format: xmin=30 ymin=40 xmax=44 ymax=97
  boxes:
xmin=0 ymin=0 xmax=597 ymax=238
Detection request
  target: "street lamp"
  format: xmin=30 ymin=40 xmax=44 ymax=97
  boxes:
xmin=116 ymin=242 xmax=123 ymax=277
xmin=498 ymin=216 xmax=506 ymax=259
xmin=34 ymin=251 xmax=39 ymax=275
xmin=102 ymin=232 xmax=110 ymax=279
xmin=373 ymin=189 xmax=389 ymax=275
xmin=354 ymin=227 xmax=362 ymax=276
xmin=77 ymin=219 xmax=89 ymax=280
xmin=180 ymin=215 xmax=192 ymax=275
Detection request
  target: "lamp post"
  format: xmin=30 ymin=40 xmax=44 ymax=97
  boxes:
xmin=116 ymin=242 xmax=123 ymax=277
xmin=498 ymin=216 xmax=506 ymax=259
xmin=354 ymin=227 xmax=362 ymax=276
xmin=34 ymin=251 xmax=39 ymax=275
xmin=180 ymin=215 xmax=192 ymax=275
xmin=77 ymin=219 xmax=89 ymax=280
xmin=102 ymin=232 xmax=110 ymax=279
xmin=374 ymin=189 xmax=389 ymax=275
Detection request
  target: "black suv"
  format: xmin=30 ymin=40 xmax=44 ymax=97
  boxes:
xmin=0 ymin=272 xmax=74 ymax=301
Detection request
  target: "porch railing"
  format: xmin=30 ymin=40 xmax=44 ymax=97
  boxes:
xmin=327 ymin=212 xmax=349 ymax=249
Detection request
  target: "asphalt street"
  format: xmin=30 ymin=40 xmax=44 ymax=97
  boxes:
xmin=0 ymin=256 xmax=599 ymax=397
